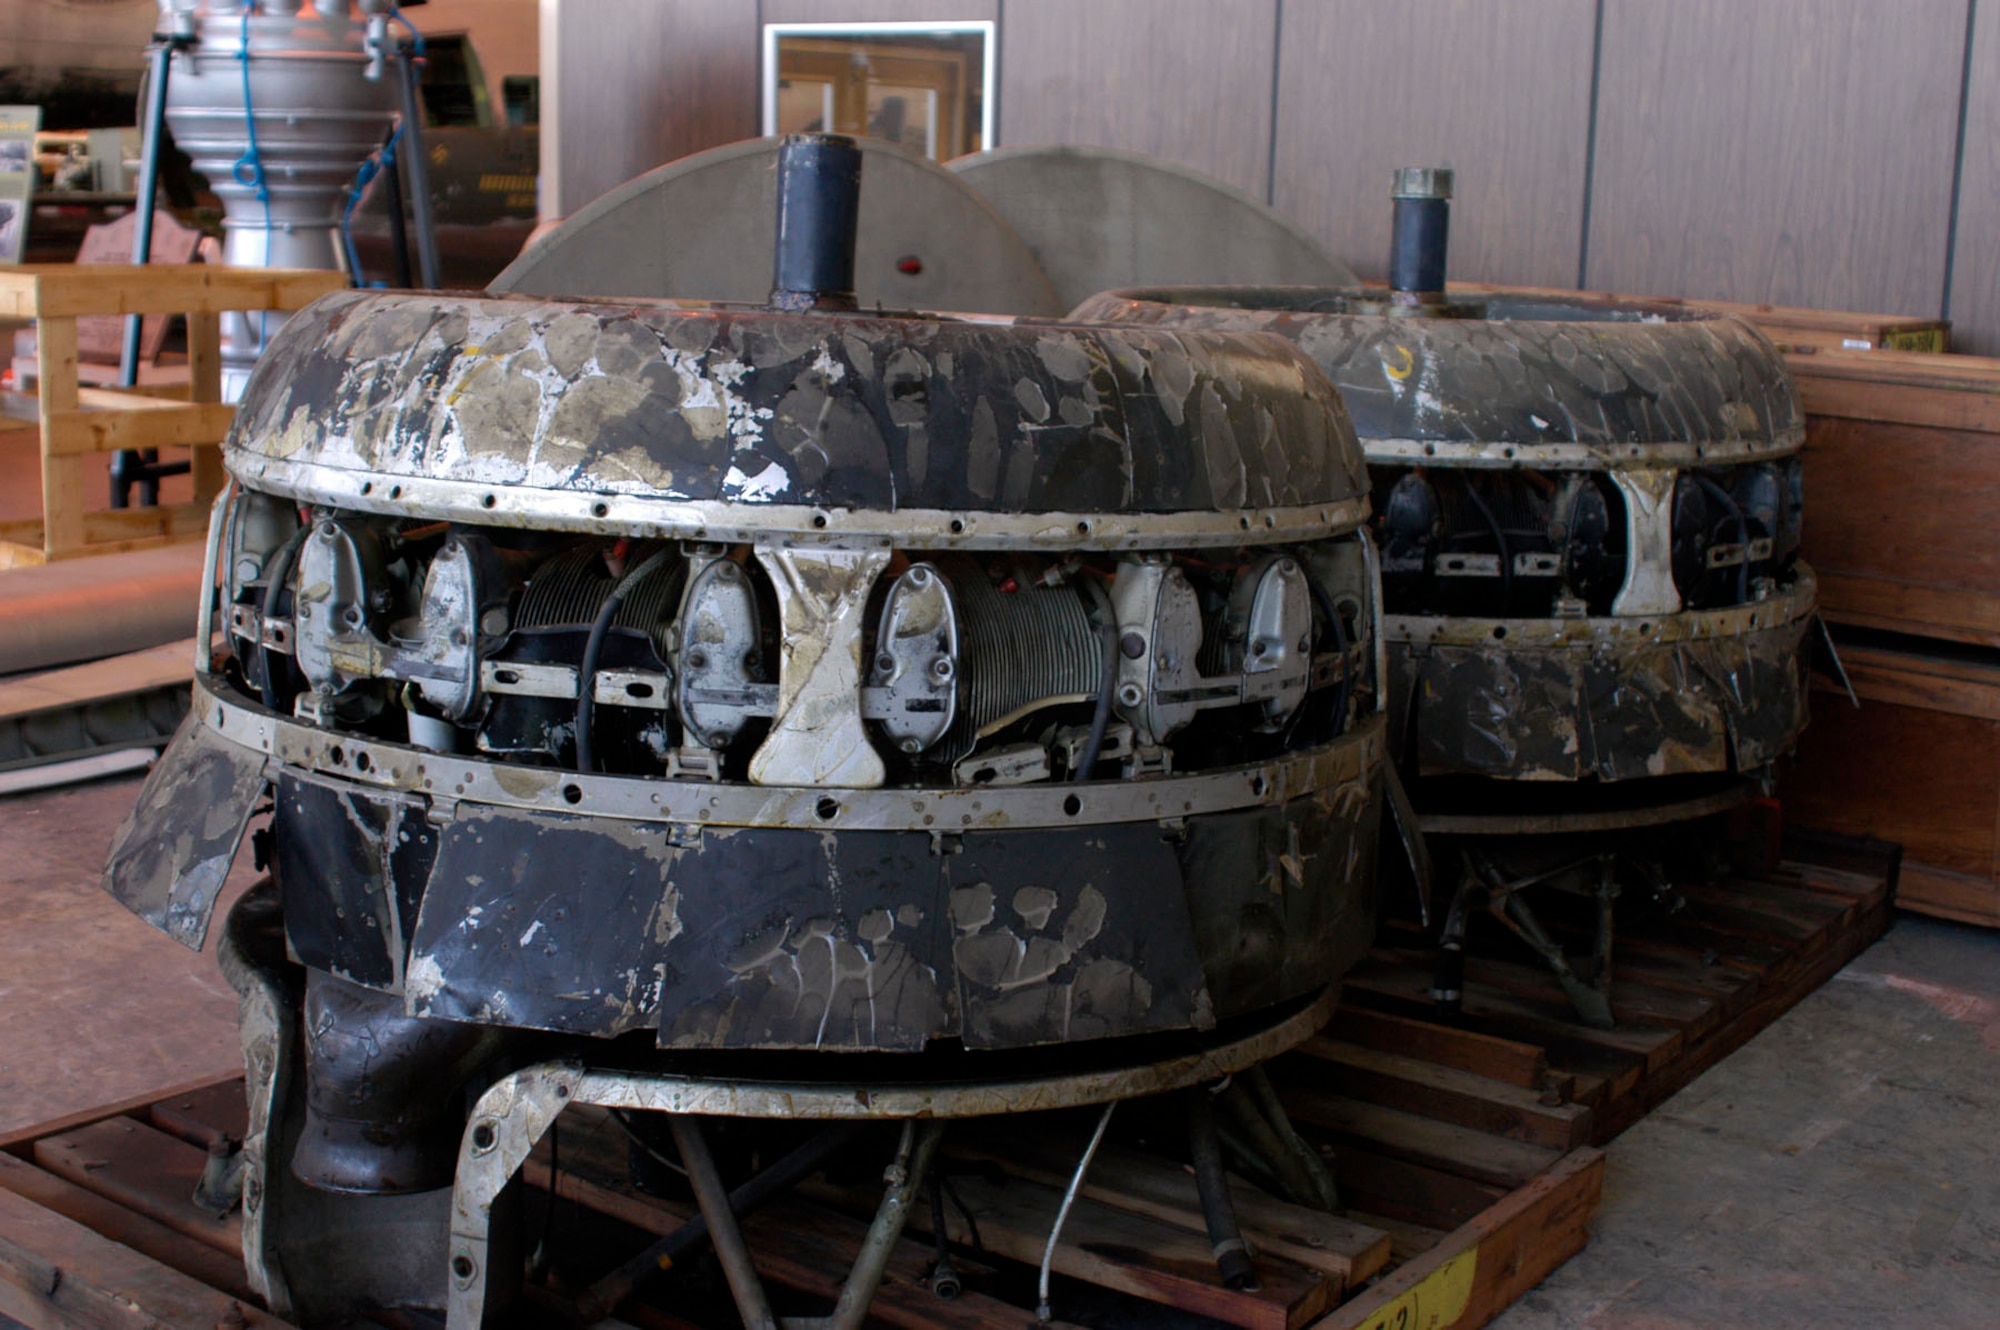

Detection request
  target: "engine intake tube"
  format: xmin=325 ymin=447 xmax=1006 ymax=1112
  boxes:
xmin=1388 ymin=166 xmax=1453 ymax=298
xmin=770 ymin=133 xmax=863 ymax=311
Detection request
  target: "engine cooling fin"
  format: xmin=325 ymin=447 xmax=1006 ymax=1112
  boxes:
xmin=515 ymin=543 xmax=687 ymax=651
xmin=936 ymin=555 xmax=1103 ymax=760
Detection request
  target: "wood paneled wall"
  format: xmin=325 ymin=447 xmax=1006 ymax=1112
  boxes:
xmin=1587 ymin=0 xmax=1966 ymax=318
xmin=1952 ymin=3 xmax=2000 ymax=354
xmin=997 ymin=0 xmax=1279 ymax=199
xmin=540 ymin=0 xmax=758 ymax=218
xmin=545 ymin=0 xmax=2000 ymax=350
xmin=1272 ymin=0 xmax=1597 ymax=290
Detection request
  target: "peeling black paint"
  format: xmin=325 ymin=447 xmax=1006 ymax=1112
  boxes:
xmin=1068 ymin=288 xmax=1801 ymax=450
xmin=1390 ymin=615 xmax=1811 ymax=782
xmin=229 ymin=291 xmax=1369 ymax=518
xmin=101 ymin=712 xmax=269 ymax=949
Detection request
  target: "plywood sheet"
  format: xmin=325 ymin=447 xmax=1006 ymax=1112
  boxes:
xmin=1271 ymin=0 xmax=1597 ymax=289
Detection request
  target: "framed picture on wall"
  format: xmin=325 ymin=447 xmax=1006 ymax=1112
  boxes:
xmin=761 ymin=21 xmax=995 ymax=163
xmin=0 ymin=105 xmax=41 ymax=265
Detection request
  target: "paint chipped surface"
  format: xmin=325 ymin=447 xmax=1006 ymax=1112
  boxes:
xmin=225 ymin=290 xmax=1366 ymax=518
xmin=1070 ymin=287 xmax=1802 ymax=459
xmin=101 ymin=711 xmax=269 ymax=950
xmin=299 ymin=777 xmax=1384 ymax=1051
xmin=1390 ymin=605 xmax=1813 ymax=782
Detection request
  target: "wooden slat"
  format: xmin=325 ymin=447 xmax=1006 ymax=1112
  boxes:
xmin=188 ymin=311 xmax=226 ymax=503
xmin=34 ymin=315 xmax=82 ymax=559
xmin=1345 ymin=960 xmax=1683 ymax=1075
xmin=1323 ymin=1144 xmax=1509 ymax=1235
xmin=892 ymin=1169 xmax=1336 ymax=1330
xmin=147 ymin=1081 xmax=249 ymax=1153
xmin=524 ymin=1156 xmax=1048 ymax=1330
xmin=1315 ymin=1148 xmax=1604 ymax=1330
xmin=944 ymin=1134 xmax=1394 ymax=1289
xmin=0 ymin=1075 xmax=241 ymax=1156
xmin=0 ymin=540 xmax=47 ymax=569
xmin=1327 ymin=1005 xmax=1549 ymax=1091
xmin=1814 ymin=578 xmax=2000 ymax=651
xmin=0 ymin=265 xmax=347 ymax=319
xmin=1279 ymin=1093 xmax=1560 ymax=1192
xmin=1289 ymin=1038 xmax=1592 ymax=1151
xmin=73 ymin=386 xmax=197 ymax=412
xmin=1815 ymin=638 xmax=2000 ymax=721
xmin=0 ymin=1153 xmax=256 ymax=1303
xmin=1797 ymin=370 xmax=2000 ymax=431
xmin=1896 ymin=863 xmax=2000 ymax=927
xmin=33 ymin=1118 xmax=242 ymax=1257
xmin=0 ymin=1183 xmax=288 ymax=1329
xmin=1590 ymin=884 xmax=1896 ymax=1142
xmin=42 ymin=402 xmax=235 ymax=456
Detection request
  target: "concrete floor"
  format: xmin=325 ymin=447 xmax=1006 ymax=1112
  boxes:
xmin=0 ymin=772 xmax=252 ymax=1140
xmin=2 ymin=771 xmax=1997 ymax=1327
xmin=1493 ymin=913 xmax=2000 ymax=1330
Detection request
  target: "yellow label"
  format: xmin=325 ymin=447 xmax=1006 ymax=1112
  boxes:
xmin=1353 ymin=1246 xmax=1478 ymax=1330
xmin=1881 ymin=328 xmax=1947 ymax=354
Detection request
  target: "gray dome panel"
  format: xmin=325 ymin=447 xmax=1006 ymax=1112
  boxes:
xmin=951 ymin=146 xmax=1358 ymax=310
xmin=492 ymin=137 xmax=1064 ymax=317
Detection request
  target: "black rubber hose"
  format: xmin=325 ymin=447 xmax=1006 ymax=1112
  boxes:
xmin=1691 ymin=473 xmax=1753 ymax=605
xmin=1188 ymin=1087 xmax=1259 ymax=1291
xmin=575 ymin=546 xmax=675 ymax=774
xmin=1074 ymin=574 xmax=1119 ymax=781
xmin=254 ymin=524 xmax=309 ymax=708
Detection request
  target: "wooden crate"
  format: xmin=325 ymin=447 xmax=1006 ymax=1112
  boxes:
xmin=1787 ymin=348 xmax=2000 ymax=648
xmin=1421 ymin=280 xmax=1950 ymax=353
xmin=1784 ymin=636 xmax=2000 ymax=926
xmin=0 ymin=264 xmax=347 ymax=567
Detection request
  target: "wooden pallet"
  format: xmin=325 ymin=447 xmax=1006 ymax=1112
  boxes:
xmin=0 ymin=838 xmax=1891 ymax=1328
xmin=0 ymin=1062 xmax=1601 ymax=1330
xmin=0 ymin=264 xmax=346 ymax=567
xmin=1783 ymin=346 xmax=2000 ymax=650
xmin=1337 ymin=835 xmax=1898 ymax=1143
